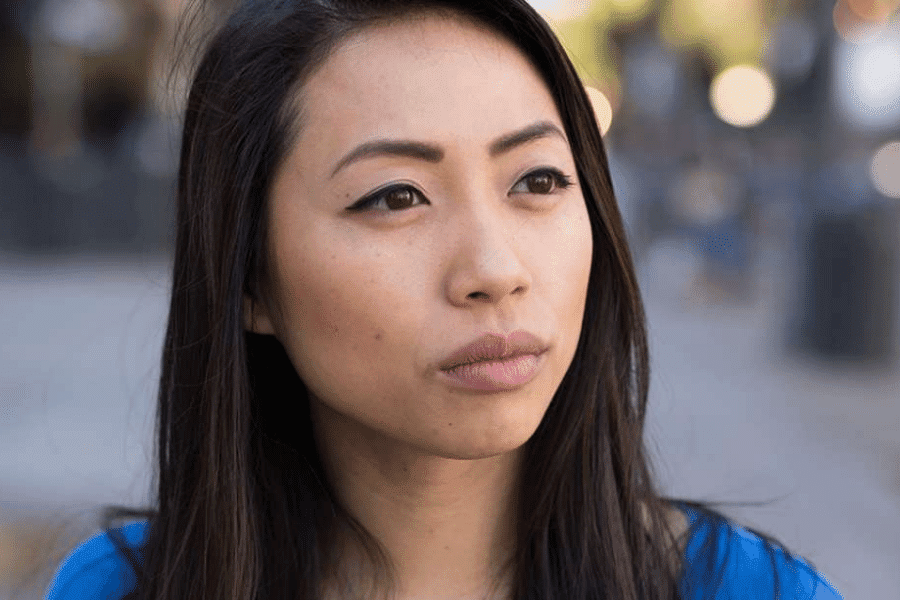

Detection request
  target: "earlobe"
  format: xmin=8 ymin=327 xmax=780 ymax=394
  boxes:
xmin=243 ymin=295 xmax=276 ymax=335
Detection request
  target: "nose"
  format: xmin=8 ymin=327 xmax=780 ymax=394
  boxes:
xmin=444 ymin=202 xmax=532 ymax=308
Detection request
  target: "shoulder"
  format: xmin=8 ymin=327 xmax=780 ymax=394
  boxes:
xmin=675 ymin=503 xmax=843 ymax=600
xmin=46 ymin=521 xmax=148 ymax=600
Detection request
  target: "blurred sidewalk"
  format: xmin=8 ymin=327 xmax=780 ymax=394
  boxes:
xmin=1 ymin=257 xmax=898 ymax=598
xmin=642 ymin=257 xmax=900 ymax=600
xmin=0 ymin=257 xmax=167 ymax=598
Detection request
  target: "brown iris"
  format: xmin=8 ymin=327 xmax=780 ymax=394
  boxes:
xmin=524 ymin=172 xmax=555 ymax=194
xmin=385 ymin=187 xmax=417 ymax=210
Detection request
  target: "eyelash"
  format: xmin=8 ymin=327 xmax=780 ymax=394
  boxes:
xmin=346 ymin=167 xmax=574 ymax=213
xmin=510 ymin=167 xmax=574 ymax=196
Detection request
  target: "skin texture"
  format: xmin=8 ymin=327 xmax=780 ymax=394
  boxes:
xmin=248 ymin=14 xmax=593 ymax=600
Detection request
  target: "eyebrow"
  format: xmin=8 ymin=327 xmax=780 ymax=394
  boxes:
xmin=489 ymin=121 xmax=567 ymax=156
xmin=329 ymin=120 xmax=567 ymax=179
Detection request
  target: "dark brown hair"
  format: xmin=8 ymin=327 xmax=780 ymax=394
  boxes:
xmin=103 ymin=1 xmax=817 ymax=599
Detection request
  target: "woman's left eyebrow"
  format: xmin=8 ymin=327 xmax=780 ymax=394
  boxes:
xmin=329 ymin=120 xmax=567 ymax=179
xmin=488 ymin=121 xmax=567 ymax=157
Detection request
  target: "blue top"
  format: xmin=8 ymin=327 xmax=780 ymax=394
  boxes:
xmin=46 ymin=505 xmax=842 ymax=599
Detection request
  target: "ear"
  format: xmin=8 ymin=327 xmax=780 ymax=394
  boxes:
xmin=243 ymin=295 xmax=276 ymax=335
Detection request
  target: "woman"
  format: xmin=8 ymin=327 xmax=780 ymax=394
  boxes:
xmin=47 ymin=0 xmax=841 ymax=599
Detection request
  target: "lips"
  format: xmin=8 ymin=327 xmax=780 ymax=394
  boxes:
xmin=438 ymin=330 xmax=550 ymax=372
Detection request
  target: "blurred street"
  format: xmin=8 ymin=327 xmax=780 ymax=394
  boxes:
xmin=2 ymin=0 xmax=900 ymax=598
xmin=640 ymin=257 xmax=900 ymax=600
xmin=0 ymin=256 xmax=897 ymax=598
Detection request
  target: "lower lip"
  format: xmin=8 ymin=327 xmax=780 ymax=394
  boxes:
xmin=439 ymin=352 xmax=546 ymax=392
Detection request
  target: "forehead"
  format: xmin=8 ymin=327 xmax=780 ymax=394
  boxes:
xmin=290 ymin=13 xmax=563 ymax=168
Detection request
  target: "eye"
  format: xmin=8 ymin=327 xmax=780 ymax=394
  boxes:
xmin=509 ymin=168 xmax=574 ymax=196
xmin=347 ymin=184 xmax=430 ymax=213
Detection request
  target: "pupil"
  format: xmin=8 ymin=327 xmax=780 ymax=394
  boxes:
xmin=530 ymin=174 xmax=553 ymax=193
xmin=386 ymin=188 xmax=412 ymax=209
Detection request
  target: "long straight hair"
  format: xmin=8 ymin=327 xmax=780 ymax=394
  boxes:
xmin=107 ymin=1 xmax=815 ymax=599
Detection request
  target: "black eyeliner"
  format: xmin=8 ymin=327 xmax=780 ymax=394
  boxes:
xmin=346 ymin=183 xmax=425 ymax=212
xmin=518 ymin=167 xmax=575 ymax=191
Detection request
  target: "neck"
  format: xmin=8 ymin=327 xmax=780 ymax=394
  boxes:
xmin=312 ymin=401 xmax=521 ymax=600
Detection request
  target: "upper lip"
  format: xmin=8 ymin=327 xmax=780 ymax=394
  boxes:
xmin=438 ymin=330 xmax=550 ymax=371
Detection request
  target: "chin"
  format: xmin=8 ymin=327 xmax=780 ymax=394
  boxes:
xmin=423 ymin=409 xmax=545 ymax=461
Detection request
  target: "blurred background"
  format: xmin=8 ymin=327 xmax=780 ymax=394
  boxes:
xmin=1 ymin=0 xmax=898 ymax=597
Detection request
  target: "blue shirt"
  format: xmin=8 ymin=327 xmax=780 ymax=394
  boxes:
xmin=47 ymin=505 xmax=842 ymax=599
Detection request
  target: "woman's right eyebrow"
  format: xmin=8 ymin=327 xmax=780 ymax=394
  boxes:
xmin=328 ymin=120 xmax=567 ymax=179
xmin=330 ymin=141 xmax=444 ymax=178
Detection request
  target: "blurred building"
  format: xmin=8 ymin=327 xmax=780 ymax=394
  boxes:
xmin=0 ymin=0 xmax=898 ymax=360
xmin=536 ymin=0 xmax=900 ymax=363
xmin=0 ymin=0 xmax=235 ymax=254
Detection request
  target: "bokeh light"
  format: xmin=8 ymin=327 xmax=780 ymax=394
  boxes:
xmin=709 ymin=65 xmax=776 ymax=128
xmin=585 ymin=86 xmax=614 ymax=136
xmin=846 ymin=0 xmax=900 ymax=22
xmin=834 ymin=0 xmax=888 ymax=42
xmin=661 ymin=0 xmax=766 ymax=71
xmin=834 ymin=24 xmax=900 ymax=130
xmin=869 ymin=141 xmax=900 ymax=197
xmin=527 ymin=0 xmax=591 ymax=22
xmin=854 ymin=40 xmax=900 ymax=104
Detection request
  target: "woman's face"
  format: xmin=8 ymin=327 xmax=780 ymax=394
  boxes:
xmin=252 ymin=14 xmax=593 ymax=460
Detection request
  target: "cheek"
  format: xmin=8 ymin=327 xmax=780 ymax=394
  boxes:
xmin=547 ymin=200 xmax=593 ymax=310
xmin=267 ymin=229 xmax=425 ymax=395
xmin=546 ymin=200 xmax=593 ymax=373
xmin=276 ymin=258 xmax=366 ymax=348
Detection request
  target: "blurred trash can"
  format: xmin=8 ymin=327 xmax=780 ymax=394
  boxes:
xmin=795 ymin=202 xmax=898 ymax=363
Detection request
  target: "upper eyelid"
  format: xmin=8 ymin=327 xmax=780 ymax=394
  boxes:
xmin=515 ymin=163 xmax=572 ymax=178
xmin=369 ymin=182 xmax=422 ymax=198
xmin=520 ymin=166 xmax=567 ymax=179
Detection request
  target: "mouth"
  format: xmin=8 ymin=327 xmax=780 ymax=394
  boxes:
xmin=438 ymin=330 xmax=550 ymax=372
xmin=437 ymin=330 xmax=550 ymax=392
xmin=438 ymin=351 xmax=548 ymax=392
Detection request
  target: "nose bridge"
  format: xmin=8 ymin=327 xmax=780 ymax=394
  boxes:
xmin=462 ymin=195 xmax=518 ymax=261
xmin=444 ymin=176 xmax=531 ymax=305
